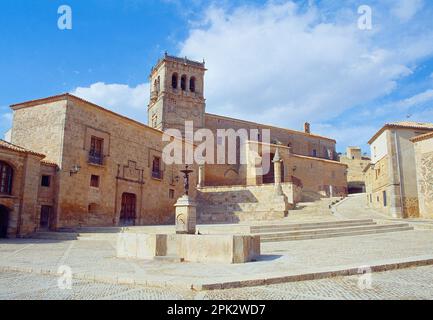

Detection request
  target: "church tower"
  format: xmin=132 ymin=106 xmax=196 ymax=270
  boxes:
xmin=148 ymin=53 xmax=207 ymax=136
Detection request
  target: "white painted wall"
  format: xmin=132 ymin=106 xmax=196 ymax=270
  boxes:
xmin=370 ymin=131 xmax=388 ymax=164
xmin=4 ymin=129 xmax=11 ymax=142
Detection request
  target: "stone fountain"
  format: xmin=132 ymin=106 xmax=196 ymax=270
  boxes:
xmin=117 ymin=166 xmax=260 ymax=264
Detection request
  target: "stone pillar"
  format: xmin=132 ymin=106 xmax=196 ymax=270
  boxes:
xmin=197 ymin=165 xmax=205 ymax=188
xmin=273 ymin=148 xmax=282 ymax=185
xmin=174 ymin=195 xmax=197 ymax=234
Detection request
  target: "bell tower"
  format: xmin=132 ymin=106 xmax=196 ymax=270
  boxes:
xmin=148 ymin=53 xmax=207 ymax=136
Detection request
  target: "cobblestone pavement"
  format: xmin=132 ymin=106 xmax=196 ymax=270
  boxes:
xmin=1 ymin=265 xmax=433 ymax=300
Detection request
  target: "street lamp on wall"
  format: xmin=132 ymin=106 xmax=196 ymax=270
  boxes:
xmin=70 ymin=164 xmax=81 ymax=176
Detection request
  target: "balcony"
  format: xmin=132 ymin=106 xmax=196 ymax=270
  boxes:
xmin=88 ymin=151 xmax=104 ymax=166
xmin=152 ymin=170 xmax=163 ymax=180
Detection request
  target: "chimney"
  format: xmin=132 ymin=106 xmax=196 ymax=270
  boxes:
xmin=304 ymin=122 xmax=311 ymax=134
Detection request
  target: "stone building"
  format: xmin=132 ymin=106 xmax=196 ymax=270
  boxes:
xmin=0 ymin=140 xmax=57 ymax=238
xmin=364 ymin=122 xmax=433 ymax=218
xmin=1 ymin=54 xmax=347 ymax=237
xmin=339 ymin=147 xmax=370 ymax=194
xmin=411 ymin=132 xmax=433 ymax=219
xmin=148 ymin=54 xmax=346 ymax=190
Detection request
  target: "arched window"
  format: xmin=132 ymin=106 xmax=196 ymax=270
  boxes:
xmin=172 ymin=73 xmax=178 ymax=89
xmin=181 ymin=75 xmax=187 ymax=91
xmin=0 ymin=161 xmax=13 ymax=195
xmin=189 ymin=77 xmax=196 ymax=92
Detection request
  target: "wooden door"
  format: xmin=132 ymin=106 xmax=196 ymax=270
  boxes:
xmin=120 ymin=193 xmax=136 ymax=226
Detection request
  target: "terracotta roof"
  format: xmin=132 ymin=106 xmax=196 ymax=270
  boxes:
xmin=41 ymin=159 xmax=58 ymax=167
xmin=410 ymin=131 xmax=433 ymax=143
xmin=10 ymin=93 xmax=196 ymax=147
xmin=206 ymin=113 xmax=337 ymax=143
xmin=10 ymin=93 xmax=165 ymax=136
xmin=368 ymin=121 xmax=433 ymax=144
xmin=0 ymin=140 xmax=46 ymax=158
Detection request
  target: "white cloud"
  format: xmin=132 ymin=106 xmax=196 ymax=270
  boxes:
xmin=71 ymin=82 xmax=150 ymax=123
xmin=394 ymin=89 xmax=433 ymax=109
xmin=178 ymin=1 xmax=430 ymax=130
xmin=315 ymin=123 xmax=377 ymax=154
xmin=1 ymin=113 xmax=12 ymax=122
xmin=391 ymin=0 xmax=424 ymax=22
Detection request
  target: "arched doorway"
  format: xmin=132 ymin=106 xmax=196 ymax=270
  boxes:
xmin=262 ymin=153 xmax=275 ymax=184
xmin=119 ymin=193 xmax=137 ymax=226
xmin=262 ymin=154 xmax=285 ymax=184
xmin=0 ymin=205 xmax=9 ymax=238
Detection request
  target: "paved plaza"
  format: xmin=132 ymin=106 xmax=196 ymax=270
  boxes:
xmin=0 ymin=195 xmax=433 ymax=299
xmin=1 ymin=265 xmax=433 ymax=300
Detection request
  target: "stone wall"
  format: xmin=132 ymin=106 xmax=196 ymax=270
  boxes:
xmin=243 ymin=142 xmax=348 ymax=197
xmin=197 ymin=182 xmax=301 ymax=223
xmin=0 ymin=145 xmax=51 ymax=237
xmin=55 ymin=97 xmax=197 ymax=228
xmin=413 ymin=136 xmax=433 ymax=219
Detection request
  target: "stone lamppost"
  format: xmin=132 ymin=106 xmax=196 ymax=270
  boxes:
xmin=174 ymin=165 xmax=197 ymax=234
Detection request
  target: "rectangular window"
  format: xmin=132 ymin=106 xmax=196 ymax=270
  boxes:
xmin=152 ymin=157 xmax=162 ymax=179
xmin=90 ymin=175 xmax=100 ymax=188
xmin=41 ymin=175 xmax=51 ymax=187
xmin=89 ymin=136 xmax=104 ymax=165
xmin=312 ymin=149 xmax=317 ymax=157
xmin=169 ymin=189 xmax=175 ymax=199
xmin=383 ymin=191 xmax=387 ymax=207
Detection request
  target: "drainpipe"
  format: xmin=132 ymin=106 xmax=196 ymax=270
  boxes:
xmin=393 ymin=131 xmax=404 ymax=218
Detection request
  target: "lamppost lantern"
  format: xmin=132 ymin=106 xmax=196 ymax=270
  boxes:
xmin=180 ymin=165 xmax=194 ymax=196
xmin=70 ymin=164 xmax=81 ymax=176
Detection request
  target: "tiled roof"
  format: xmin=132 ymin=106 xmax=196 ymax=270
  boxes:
xmin=0 ymin=140 xmax=46 ymax=158
xmin=410 ymin=131 xmax=433 ymax=143
xmin=368 ymin=121 xmax=433 ymax=144
xmin=390 ymin=121 xmax=433 ymax=130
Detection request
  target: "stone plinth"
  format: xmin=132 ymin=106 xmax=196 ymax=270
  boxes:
xmin=174 ymin=195 xmax=197 ymax=234
xmin=117 ymin=233 xmax=168 ymax=259
xmin=116 ymin=233 xmax=261 ymax=264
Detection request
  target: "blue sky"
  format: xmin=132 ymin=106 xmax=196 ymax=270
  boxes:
xmin=1 ymin=0 xmax=433 ymax=154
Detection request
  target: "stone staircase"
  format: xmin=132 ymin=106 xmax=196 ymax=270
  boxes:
xmin=197 ymin=184 xmax=296 ymax=223
xmin=250 ymin=219 xmax=414 ymax=242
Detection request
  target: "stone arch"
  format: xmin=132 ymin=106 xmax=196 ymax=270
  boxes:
xmin=181 ymin=74 xmax=187 ymax=91
xmin=172 ymin=73 xmax=178 ymax=89
xmin=189 ymin=76 xmax=196 ymax=92
xmin=0 ymin=205 xmax=10 ymax=238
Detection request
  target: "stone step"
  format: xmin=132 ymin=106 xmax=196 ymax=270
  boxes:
xmin=260 ymin=224 xmax=414 ymax=242
xmin=30 ymin=232 xmax=78 ymax=241
xmin=250 ymin=219 xmax=375 ymax=233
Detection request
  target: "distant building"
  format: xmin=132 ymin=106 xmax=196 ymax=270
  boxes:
xmin=339 ymin=147 xmax=370 ymax=194
xmin=364 ymin=122 xmax=433 ymax=218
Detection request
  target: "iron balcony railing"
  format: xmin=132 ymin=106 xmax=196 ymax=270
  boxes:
xmin=152 ymin=170 xmax=163 ymax=180
xmin=89 ymin=151 xmax=104 ymax=165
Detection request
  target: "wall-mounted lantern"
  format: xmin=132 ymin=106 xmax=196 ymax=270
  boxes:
xmin=70 ymin=164 xmax=81 ymax=176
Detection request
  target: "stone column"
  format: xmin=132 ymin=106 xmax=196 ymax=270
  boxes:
xmin=197 ymin=165 xmax=205 ymax=188
xmin=273 ymin=148 xmax=282 ymax=185
xmin=174 ymin=195 xmax=197 ymax=235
